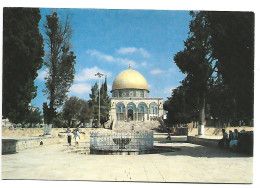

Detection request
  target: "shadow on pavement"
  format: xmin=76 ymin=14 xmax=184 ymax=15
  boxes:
xmin=156 ymin=144 xmax=252 ymax=158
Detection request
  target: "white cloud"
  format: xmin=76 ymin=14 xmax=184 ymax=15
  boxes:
xmin=70 ymin=83 xmax=91 ymax=94
xmin=75 ymin=66 xmax=111 ymax=82
xmin=139 ymin=48 xmax=151 ymax=58
xmin=150 ymin=69 xmax=165 ymax=75
xmin=116 ymin=47 xmax=151 ymax=58
xmin=87 ymin=50 xmax=137 ymax=68
xmin=117 ymin=47 xmax=137 ymax=54
xmin=107 ymin=84 xmax=112 ymax=91
xmin=169 ymin=67 xmax=175 ymax=73
xmin=37 ymin=68 xmax=49 ymax=81
xmin=141 ymin=61 xmax=147 ymax=66
xmin=163 ymin=86 xmax=176 ymax=95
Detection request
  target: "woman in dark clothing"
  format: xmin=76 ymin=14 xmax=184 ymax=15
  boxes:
xmin=67 ymin=130 xmax=73 ymax=146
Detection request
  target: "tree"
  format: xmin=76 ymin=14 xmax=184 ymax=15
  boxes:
xmin=62 ymin=96 xmax=82 ymax=127
xmin=174 ymin=11 xmax=217 ymax=127
xmin=206 ymin=12 xmax=254 ymax=125
xmin=99 ymin=76 xmax=111 ymax=126
xmin=43 ymin=11 xmax=76 ymax=124
xmin=78 ymin=100 xmax=92 ymax=125
xmin=3 ymin=8 xmax=44 ymax=124
xmin=89 ymin=82 xmax=99 ymax=122
xmin=164 ymin=82 xmax=200 ymax=127
xmin=24 ymin=107 xmax=43 ymax=128
xmin=52 ymin=113 xmax=67 ymax=128
xmin=170 ymin=11 xmax=254 ymax=128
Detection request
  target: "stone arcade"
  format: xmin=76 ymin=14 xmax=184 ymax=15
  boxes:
xmin=109 ymin=65 xmax=163 ymax=125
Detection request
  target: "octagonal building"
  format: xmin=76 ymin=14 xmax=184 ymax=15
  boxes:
xmin=110 ymin=65 xmax=163 ymax=123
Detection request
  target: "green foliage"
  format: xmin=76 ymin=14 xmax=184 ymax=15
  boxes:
xmin=99 ymin=76 xmax=111 ymax=125
xmin=61 ymin=96 xmax=92 ymax=127
xmin=62 ymin=96 xmax=82 ymax=127
xmin=43 ymin=11 xmax=76 ymax=124
xmin=24 ymin=107 xmax=43 ymax=128
xmin=52 ymin=114 xmax=67 ymax=128
xmin=166 ymin=11 xmax=254 ymax=127
xmin=3 ymin=8 xmax=44 ymax=124
xmin=88 ymin=78 xmax=111 ymax=126
xmin=206 ymin=12 xmax=254 ymax=125
xmin=89 ymin=82 xmax=99 ymax=120
xmin=78 ymin=100 xmax=92 ymax=124
xmin=164 ymin=84 xmax=200 ymax=127
xmin=173 ymin=11 xmax=216 ymax=126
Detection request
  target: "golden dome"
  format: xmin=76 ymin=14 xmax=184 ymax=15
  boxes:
xmin=112 ymin=68 xmax=149 ymax=91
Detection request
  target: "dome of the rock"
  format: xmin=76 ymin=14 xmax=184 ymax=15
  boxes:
xmin=112 ymin=69 xmax=149 ymax=91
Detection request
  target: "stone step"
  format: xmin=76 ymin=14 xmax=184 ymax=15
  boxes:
xmin=68 ymin=149 xmax=90 ymax=155
xmin=70 ymin=149 xmax=89 ymax=153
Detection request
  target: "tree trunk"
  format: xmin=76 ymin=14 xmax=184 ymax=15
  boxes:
xmin=199 ymin=95 xmax=206 ymax=126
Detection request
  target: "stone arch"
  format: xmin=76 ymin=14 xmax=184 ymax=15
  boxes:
xmin=149 ymin=102 xmax=158 ymax=115
xmin=127 ymin=102 xmax=136 ymax=112
xmin=138 ymin=102 xmax=147 ymax=113
xmin=116 ymin=102 xmax=125 ymax=113
xmin=138 ymin=102 xmax=148 ymax=121
xmin=116 ymin=102 xmax=125 ymax=121
xmin=127 ymin=102 xmax=136 ymax=121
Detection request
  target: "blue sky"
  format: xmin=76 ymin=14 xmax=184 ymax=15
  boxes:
xmin=32 ymin=8 xmax=191 ymax=111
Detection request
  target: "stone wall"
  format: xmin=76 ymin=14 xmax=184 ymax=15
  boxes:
xmin=2 ymin=136 xmax=59 ymax=154
xmin=2 ymin=127 xmax=97 ymax=137
xmin=187 ymin=136 xmax=220 ymax=148
xmin=188 ymin=127 xmax=254 ymax=136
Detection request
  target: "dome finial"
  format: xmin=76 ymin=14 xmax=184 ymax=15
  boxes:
xmin=129 ymin=63 xmax=132 ymax=69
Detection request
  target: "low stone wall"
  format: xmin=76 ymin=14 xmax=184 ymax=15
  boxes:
xmin=2 ymin=128 xmax=45 ymax=137
xmin=188 ymin=127 xmax=254 ymax=136
xmin=187 ymin=136 xmax=220 ymax=148
xmin=2 ymin=127 xmax=97 ymax=137
xmin=2 ymin=136 xmax=59 ymax=154
xmin=171 ymin=128 xmax=188 ymax=136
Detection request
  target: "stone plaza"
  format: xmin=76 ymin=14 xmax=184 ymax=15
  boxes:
xmin=2 ymin=133 xmax=253 ymax=183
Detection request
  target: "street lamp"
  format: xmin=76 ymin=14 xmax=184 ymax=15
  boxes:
xmin=95 ymin=72 xmax=104 ymax=127
xmin=157 ymin=99 xmax=162 ymax=119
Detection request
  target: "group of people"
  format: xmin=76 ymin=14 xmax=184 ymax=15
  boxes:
xmin=67 ymin=128 xmax=80 ymax=146
xmin=150 ymin=116 xmax=158 ymax=121
xmin=219 ymin=128 xmax=239 ymax=149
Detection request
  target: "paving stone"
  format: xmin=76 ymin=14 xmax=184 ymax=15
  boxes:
xmin=1 ymin=136 xmax=253 ymax=183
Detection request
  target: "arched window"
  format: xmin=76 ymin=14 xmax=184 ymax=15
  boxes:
xmin=127 ymin=102 xmax=136 ymax=121
xmin=116 ymin=102 xmax=125 ymax=113
xmin=149 ymin=102 xmax=158 ymax=115
xmin=116 ymin=102 xmax=125 ymax=121
xmin=138 ymin=102 xmax=147 ymax=121
xmin=127 ymin=102 xmax=136 ymax=112
xmin=138 ymin=102 xmax=147 ymax=113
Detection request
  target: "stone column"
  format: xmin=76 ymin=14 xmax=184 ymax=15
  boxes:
xmin=147 ymin=104 xmax=150 ymax=121
xmin=125 ymin=108 xmax=127 ymax=121
xmin=136 ymin=108 xmax=138 ymax=121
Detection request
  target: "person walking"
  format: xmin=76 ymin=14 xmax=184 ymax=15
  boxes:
xmin=67 ymin=130 xmax=73 ymax=146
xmin=75 ymin=129 xmax=80 ymax=146
xmin=166 ymin=127 xmax=171 ymax=140
xmin=218 ymin=129 xmax=229 ymax=149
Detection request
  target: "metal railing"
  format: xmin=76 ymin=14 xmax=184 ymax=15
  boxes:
xmin=90 ymin=131 xmax=153 ymax=151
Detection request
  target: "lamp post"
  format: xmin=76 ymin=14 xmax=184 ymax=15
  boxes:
xmin=95 ymin=72 xmax=104 ymax=127
xmin=157 ymin=99 xmax=161 ymax=119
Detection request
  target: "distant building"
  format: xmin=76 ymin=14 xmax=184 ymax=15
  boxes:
xmin=110 ymin=65 xmax=163 ymax=124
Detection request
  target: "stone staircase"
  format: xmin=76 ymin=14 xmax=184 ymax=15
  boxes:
xmin=60 ymin=120 xmax=164 ymax=155
xmin=113 ymin=120 xmax=161 ymax=131
xmin=61 ymin=140 xmax=90 ymax=155
xmin=62 ymin=145 xmax=90 ymax=155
